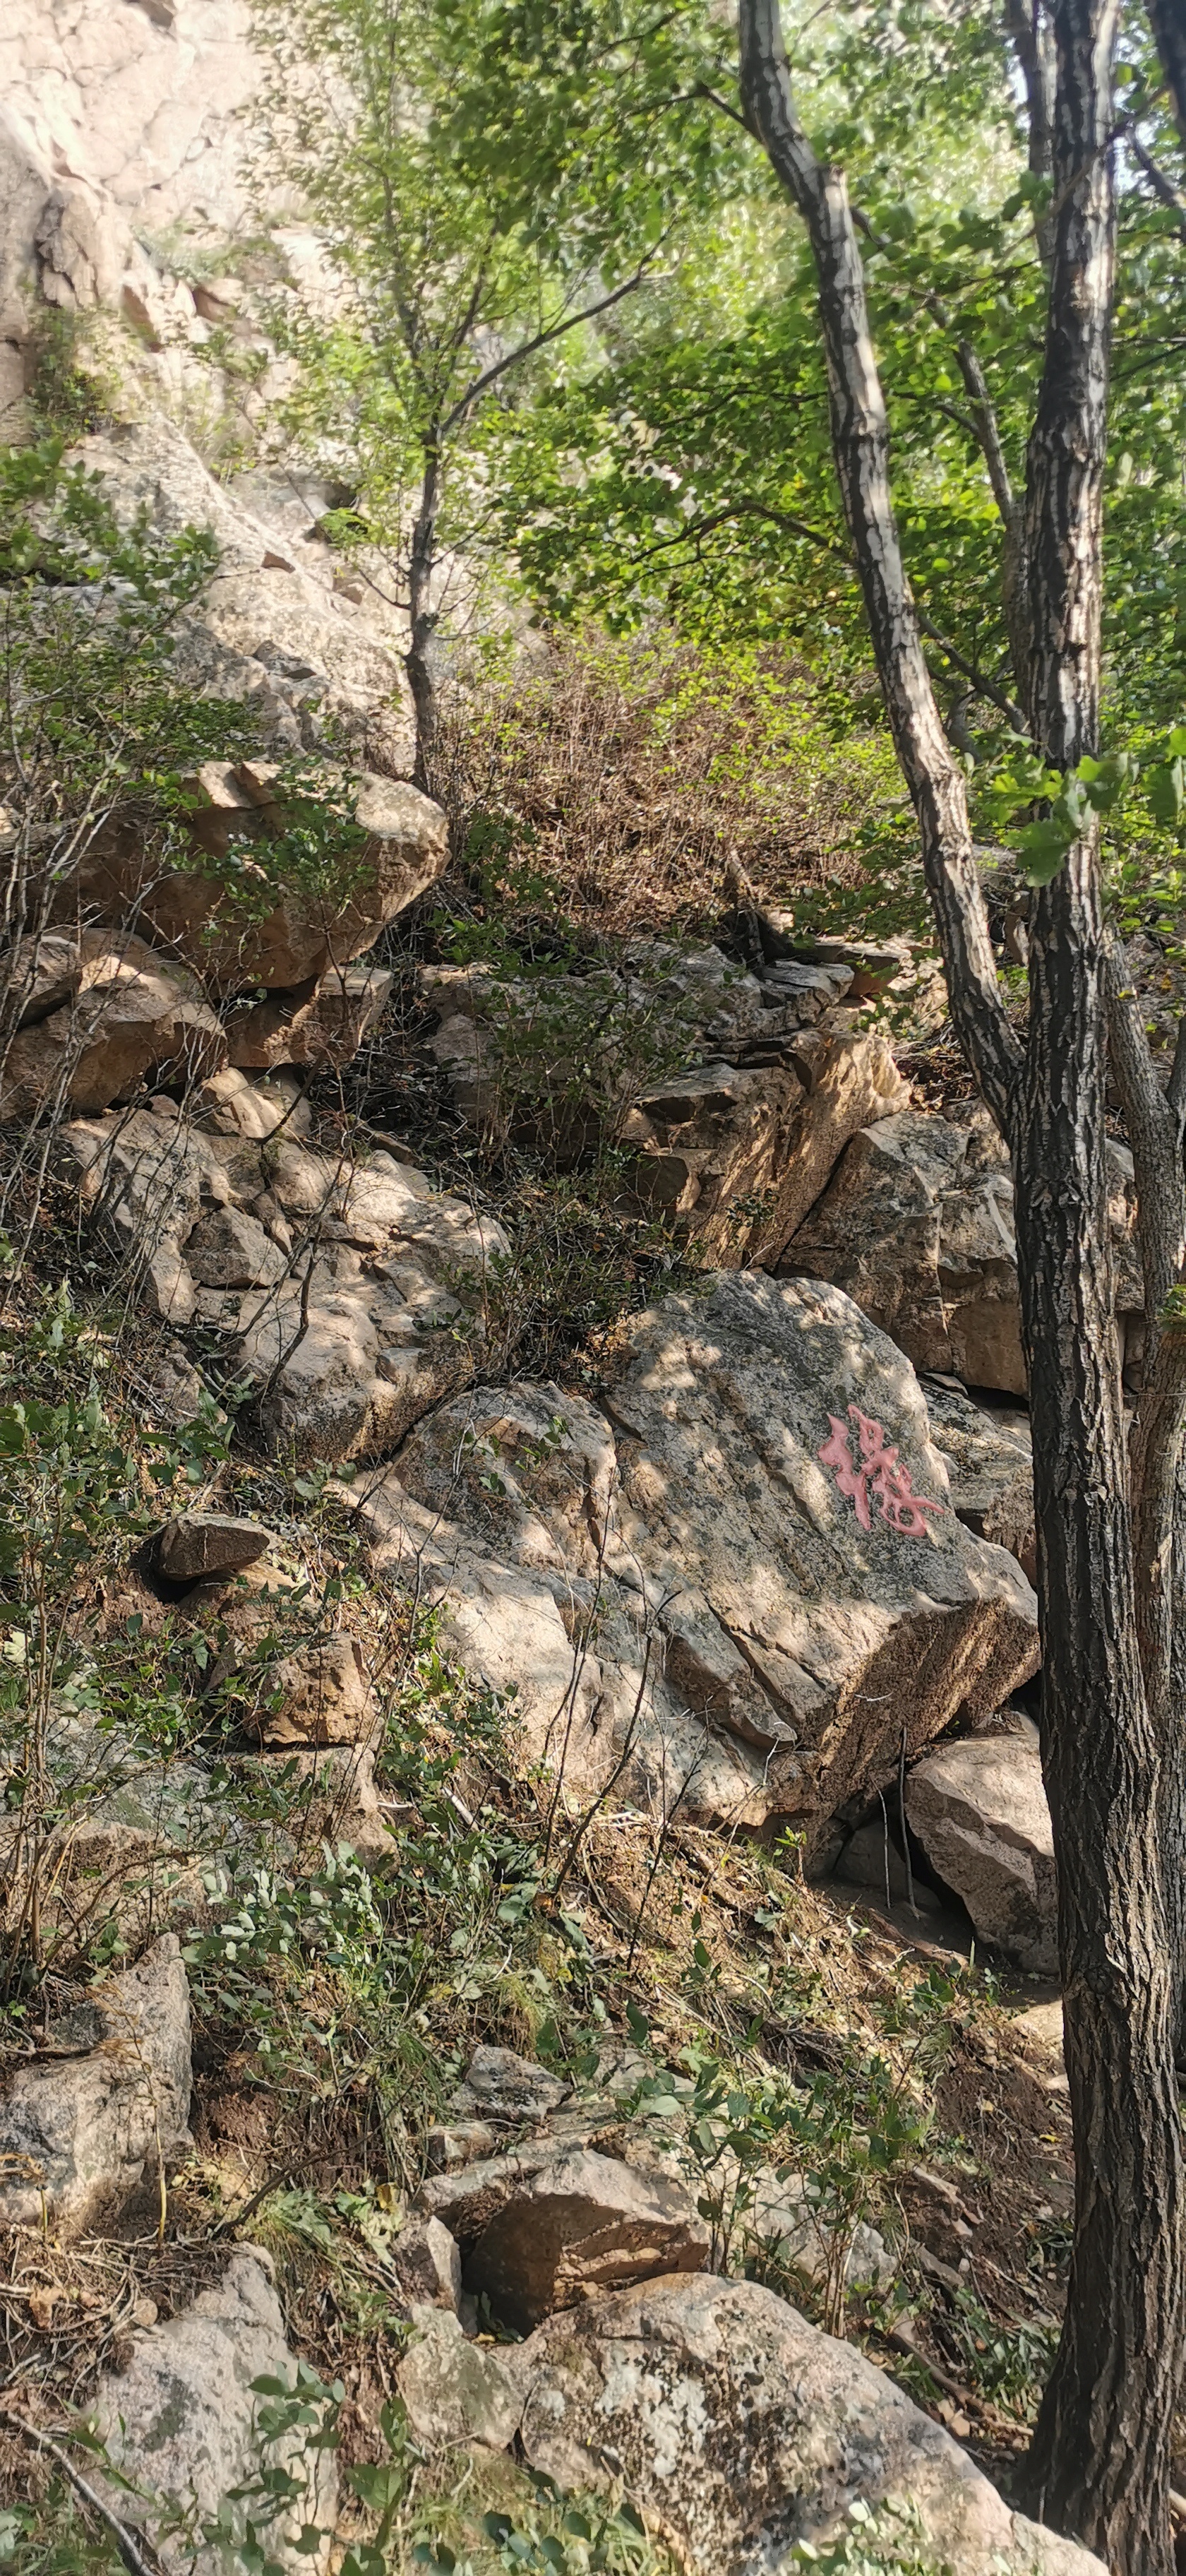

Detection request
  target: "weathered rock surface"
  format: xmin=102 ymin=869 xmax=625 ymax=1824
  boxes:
xmin=906 ymin=1735 xmax=1057 ymax=1971
xmin=921 ymin=1379 xmax=1032 ymax=1525
xmin=0 ymin=1935 xmax=191 ymax=2231
xmin=366 ymin=1274 xmax=1038 ymax=1844
xmin=0 ymin=930 xmax=224 ymax=1118
xmin=514 ymin=2274 xmax=1103 ymax=2576
xmin=448 ymin=2045 xmax=569 ymax=2128
xmin=786 ymin=1106 xmax=1142 ymax=1394
xmin=396 ymin=2306 xmax=527 ymax=2452
xmin=155 ymin=1511 xmax=272 ymax=1585
xmin=248 ymin=1633 xmax=379 ymax=1749
xmin=619 ymin=1027 xmax=907 ymax=1263
xmin=424 ymin=946 xmax=904 ymax=1261
xmin=62 ymin=761 xmax=447 ymax=994
xmin=94 ymin=2248 xmax=337 ymax=2576
xmin=227 ymin=964 xmax=393 ymax=1071
xmin=57 ymin=1108 xmax=506 ymax=1460
xmin=921 ymin=1378 xmax=1035 ymax=1583
xmin=437 ymin=2146 xmax=710 ymax=2334
xmin=388 ymin=2217 xmax=463 ymax=2315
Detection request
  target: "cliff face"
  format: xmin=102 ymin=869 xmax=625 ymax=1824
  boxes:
xmin=1 ymin=0 xmax=259 ymax=347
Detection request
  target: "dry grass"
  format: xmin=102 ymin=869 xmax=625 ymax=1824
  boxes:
xmin=425 ymin=629 xmax=901 ymax=940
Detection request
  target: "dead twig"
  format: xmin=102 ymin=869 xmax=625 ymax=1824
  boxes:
xmin=0 ymin=2406 xmax=165 ymax=2576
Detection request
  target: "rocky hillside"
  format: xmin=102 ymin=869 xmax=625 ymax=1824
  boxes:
xmin=0 ymin=16 xmax=1170 ymax=2575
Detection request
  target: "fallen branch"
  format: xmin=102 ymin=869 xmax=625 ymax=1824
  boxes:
xmin=0 ymin=2407 xmax=164 ymax=2576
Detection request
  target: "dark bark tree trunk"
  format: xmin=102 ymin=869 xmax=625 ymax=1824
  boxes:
xmin=738 ymin=0 xmax=1185 ymax=2563
xmin=1104 ymin=950 xmax=1186 ymax=2037
xmin=406 ymin=440 xmax=441 ymax=792
xmin=1146 ymin=0 xmax=1186 ymax=148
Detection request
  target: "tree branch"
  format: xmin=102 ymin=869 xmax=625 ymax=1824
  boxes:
xmin=440 ymin=263 xmax=664 ymax=437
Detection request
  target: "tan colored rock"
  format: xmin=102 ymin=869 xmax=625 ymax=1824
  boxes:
xmin=785 ymin=1106 xmax=1142 ymax=1395
xmin=0 ymin=1935 xmax=191 ymax=2234
xmin=388 ymin=2217 xmax=462 ymax=2314
xmin=190 ymin=1066 xmax=307 ymax=1140
xmin=621 ymin=1028 xmax=906 ymax=1262
xmin=366 ymin=1276 xmax=1039 ymax=1845
xmin=905 ymin=1735 xmax=1057 ymax=1971
xmin=63 ymin=771 xmax=447 ymax=994
xmin=225 ymin=962 xmax=393 ymax=1070
xmin=0 ymin=931 xmax=224 ymax=1118
xmin=155 ymin=1513 xmax=272 ymax=1585
xmin=515 ymin=2275 xmax=1103 ymax=2576
xmin=56 ymin=1113 xmax=501 ymax=1465
xmin=457 ymin=2148 xmax=709 ymax=2334
xmin=186 ymin=1203 xmax=288 ymax=1289
xmin=249 ymin=1634 xmax=378 ymax=1748
xmin=397 ymin=2307 xmax=527 ymax=2452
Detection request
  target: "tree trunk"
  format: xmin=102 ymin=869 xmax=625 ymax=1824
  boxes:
xmin=1146 ymin=0 xmax=1186 ymax=148
xmin=407 ymin=441 xmax=441 ymax=792
xmin=995 ymin=5 xmax=1185 ymax=2557
xmin=738 ymin=0 xmax=1185 ymax=2562
xmin=1104 ymin=943 xmax=1186 ymax=2032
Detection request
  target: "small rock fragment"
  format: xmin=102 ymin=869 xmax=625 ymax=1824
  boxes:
xmin=155 ymin=1512 xmax=272 ymax=1585
xmin=448 ymin=2044 xmax=569 ymax=2126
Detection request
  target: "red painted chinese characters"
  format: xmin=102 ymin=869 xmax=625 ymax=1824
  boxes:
xmin=818 ymin=1407 xmax=944 ymax=1539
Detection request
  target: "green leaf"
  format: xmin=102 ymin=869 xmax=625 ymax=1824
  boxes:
xmin=1017 ymin=817 xmax=1074 ymax=886
xmin=1149 ymin=758 xmax=1185 ymax=827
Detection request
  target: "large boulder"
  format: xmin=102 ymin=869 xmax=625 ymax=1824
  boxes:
xmin=0 ymin=1935 xmax=191 ymax=2233
xmin=905 ymin=1731 xmax=1058 ymax=1971
xmin=56 ymin=1108 xmax=506 ymax=1460
xmin=0 ymin=930 xmax=224 ymax=1118
xmin=61 ymin=765 xmax=447 ymax=994
xmin=513 ymin=2274 xmax=1102 ymax=2576
xmin=784 ymin=1106 xmax=1142 ymax=1394
xmin=365 ymin=1274 xmax=1039 ymax=1847
xmin=93 ymin=2248 xmax=337 ymax=2576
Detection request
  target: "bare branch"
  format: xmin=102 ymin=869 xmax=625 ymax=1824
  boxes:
xmin=440 ymin=263 xmax=665 ymax=439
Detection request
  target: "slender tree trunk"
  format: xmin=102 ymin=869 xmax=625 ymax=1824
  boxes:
xmin=407 ymin=441 xmax=441 ymax=792
xmin=738 ymin=0 xmax=1185 ymax=2562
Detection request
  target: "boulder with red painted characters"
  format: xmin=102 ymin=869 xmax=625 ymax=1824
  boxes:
xmin=364 ymin=1272 xmax=1039 ymax=1851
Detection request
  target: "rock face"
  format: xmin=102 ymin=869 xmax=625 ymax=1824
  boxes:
xmin=68 ymin=422 xmax=415 ymax=767
xmin=906 ymin=1734 xmax=1057 ymax=1971
xmin=366 ymin=1273 xmax=1039 ymax=1845
xmin=514 ymin=2275 xmax=1103 ymax=2576
xmin=786 ymin=1106 xmax=1142 ymax=1394
xmin=922 ymin=1379 xmax=1036 ymax=1584
xmin=424 ymin=947 xmax=906 ymax=1263
xmin=0 ymin=1936 xmax=191 ymax=2232
xmin=94 ymin=2248 xmax=337 ymax=2576
xmin=619 ymin=1028 xmax=908 ymax=1263
xmin=58 ymin=1107 xmax=506 ymax=1460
